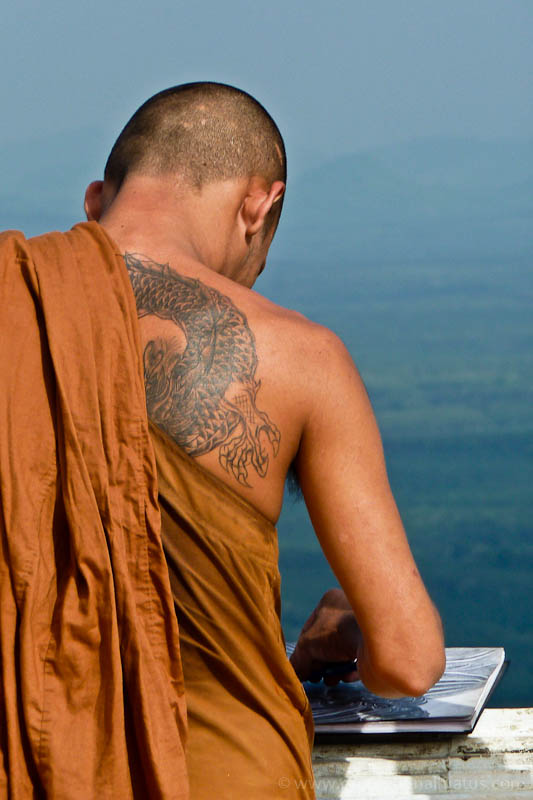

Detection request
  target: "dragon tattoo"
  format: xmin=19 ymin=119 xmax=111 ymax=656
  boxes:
xmin=124 ymin=253 xmax=281 ymax=486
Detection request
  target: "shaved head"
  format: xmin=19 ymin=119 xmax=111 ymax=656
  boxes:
xmin=104 ymin=82 xmax=286 ymax=194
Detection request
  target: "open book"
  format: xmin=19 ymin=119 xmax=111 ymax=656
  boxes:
xmin=288 ymin=646 xmax=506 ymax=735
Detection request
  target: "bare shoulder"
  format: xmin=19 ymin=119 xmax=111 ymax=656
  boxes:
xmin=245 ymin=290 xmax=368 ymax=424
xmin=250 ymin=291 xmax=352 ymax=369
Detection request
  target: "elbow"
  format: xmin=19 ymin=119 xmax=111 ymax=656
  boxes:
xmin=379 ymin=610 xmax=447 ymax=697
xmin=419 ymin=645 xmax=446 ymax=695
xmin=364 ymin=643 xmax=446 ymax=699
xmin=390 ymin=645 xmax=446 ymax=698
xmin=396 ymin=655 xmax=445 ymax=697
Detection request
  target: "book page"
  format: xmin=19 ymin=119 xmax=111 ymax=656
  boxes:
xmin=295 ymin=647 xmax=505 ymax=728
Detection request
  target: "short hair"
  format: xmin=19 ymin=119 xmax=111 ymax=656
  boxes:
xmin=104 ymin=82 xmax=287 ymax=192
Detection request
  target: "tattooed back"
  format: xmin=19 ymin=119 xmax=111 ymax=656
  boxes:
xmin=124 ymin=249 xmax=331 ymax=524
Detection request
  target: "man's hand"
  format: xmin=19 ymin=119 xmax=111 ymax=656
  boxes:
xmin=289 ymin=588 xmax=361 ymax=686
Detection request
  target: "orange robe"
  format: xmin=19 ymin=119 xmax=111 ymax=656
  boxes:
xmin=0 ymin=223 xmax=188 ymax=798
xmin=150 ymin=422 xmax=315 ymax=800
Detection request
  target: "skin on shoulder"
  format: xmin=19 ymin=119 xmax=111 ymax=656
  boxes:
xmin=84 ymin=156 xmax=445 ymax=700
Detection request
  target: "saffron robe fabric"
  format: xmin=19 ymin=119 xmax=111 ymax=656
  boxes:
xmin=150 ymin=422 xmax=316 ymax=800
xmin=0 ymin=223 xmax=188 ymax=799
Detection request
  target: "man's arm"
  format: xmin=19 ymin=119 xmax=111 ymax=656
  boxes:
xmin=292 ymin=327 xmax=445 ymax=698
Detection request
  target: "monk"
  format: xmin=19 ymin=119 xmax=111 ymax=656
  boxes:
xmin=1 ymin=82 xmax=444 ymax=798
xmin=81 ymin=82 xmax=445 ymax=798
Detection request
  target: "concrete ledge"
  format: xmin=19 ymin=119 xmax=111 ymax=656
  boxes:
xmin=312 ymin=708 xmax=533 ymax=799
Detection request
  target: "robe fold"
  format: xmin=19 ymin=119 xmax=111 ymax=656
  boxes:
xmin=150 ymin=421 xmax=316 ymax=800
xmin=0 ymin=223 xmax=188 ymax=799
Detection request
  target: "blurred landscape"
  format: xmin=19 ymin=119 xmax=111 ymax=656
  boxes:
xmin=258 ymin=136 xmax=533 ymax=708
xmin=1 ymin=131 xmax=531 ymax=706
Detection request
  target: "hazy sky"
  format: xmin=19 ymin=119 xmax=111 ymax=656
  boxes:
xmin=2 ymin=0 xmax=531 ymax=176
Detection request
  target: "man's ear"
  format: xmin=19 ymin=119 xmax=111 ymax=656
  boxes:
xmin=241 ymin=180 xmax=285 ymax=237
xmin=84 ymin=181 xmax=105 ymax=221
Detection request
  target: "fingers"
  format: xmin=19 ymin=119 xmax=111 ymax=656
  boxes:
xmin=289 ymin=644 xmax=311 ymax=681
xmin=341 ymin=669 xmax=360 ymax=682
xmin=291 ymin=590 xmax=362 ymax=685
xmin=323 ymin=669 xmax=360 ymax=687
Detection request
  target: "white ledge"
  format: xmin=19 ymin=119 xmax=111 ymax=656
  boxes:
xmin=312 ymin=708 xmax=533 ymax=798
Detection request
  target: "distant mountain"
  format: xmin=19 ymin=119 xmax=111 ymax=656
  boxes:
xmin=274 ymin=138 xmax=533 ymax=262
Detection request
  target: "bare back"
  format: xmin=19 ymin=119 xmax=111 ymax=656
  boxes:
xmin=125 ymin=251 xmax=314 ymax=522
